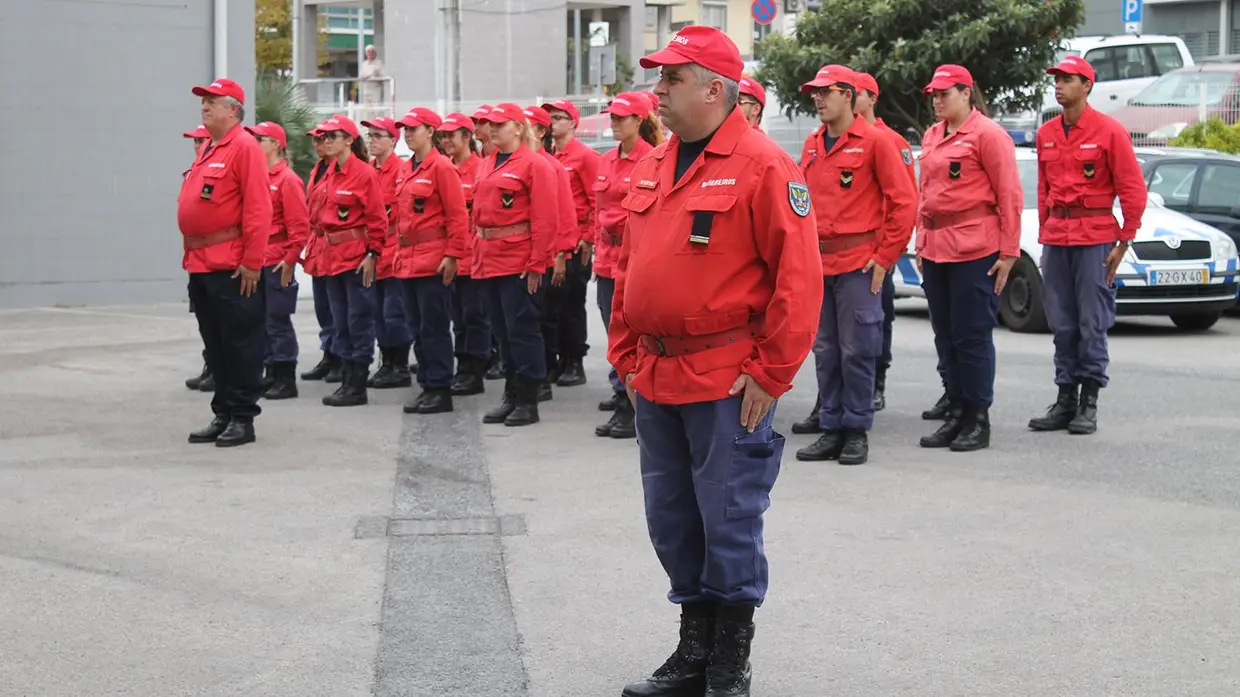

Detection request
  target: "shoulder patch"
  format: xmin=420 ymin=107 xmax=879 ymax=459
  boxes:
xmin=788 ymin=182 xmax=811 ymax=218
xmin=901 ymin=148 xmax=913 ymax=166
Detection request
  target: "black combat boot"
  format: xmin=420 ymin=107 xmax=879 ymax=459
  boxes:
xmin=504 ymin=377 xmax=540 ymax=427
xmin=263 ymin=362 xmax=299 ymax=400
xmin=188 ymin=415 xmax=229 ymax=444
xmin=263 ymin=364 xmax=276 ymax=391
xmin=599 ymin=392 xmax=621 ymax=411
xmin=484 ymin=356 xmax=504 ymax=381
xmin=838 ymin=429 xmax=869 ymax=466
xmin=546 ymin=357 xmax=562 ymax=386
xmin=324 ymin=361 xmax=369 ymax=407
xmin=608 ymin=396 xmax=637 ymax=439
xmin=367 ymin=347 xmax=394 ymax=388
xmin=483 ymin=380 xmax=516 ymax=424
xmin=186 ymin=362 xmax=211 ymax=391
xmin=919 ymin=402 xmax=964 ymax=448
xmin=950 ymin=405 xmax=990 ymax=451
xmin=795 ymin=430 xmax=843 ymax=461
xmin=873 ymin=366 xmax=888 ymax=411
xmin=704 ymin=605 xmax=755 ymax=697
xmin=537 ymin=381 xmax=553 ymax=402
xmin=922 ymin=392 xmax=952 ymax=420
xmin=556 ymin=359 xmax=586 ymax=387
xmin=1068 ymin=379 xmax=1100 ymax=435
xmin=450 ymin=357 xmax=486 ymax=396
xmin=416 ymin=388 xmax=454 ymax=414
xmin=621 ymin=603 xmax=714 ymax=697
xmin=595 ymin=406 xmax=622 ymax=437
xmin=215 ymin=418 xmax=256 ymax=448
xmin=198 ymin=372 xmax=216 ymax=392
xmin=373 ymin=344 xmax=413 ymax=389
xmin=790 ymin=396 xmax=822 ymax=434
xmin=324 ymin=356 xmax=345 ymax=384
xmin=1028 ymin=384 xmax=1078 ymax=431
xmin=301 ymin=351 xmax=339 ymax=381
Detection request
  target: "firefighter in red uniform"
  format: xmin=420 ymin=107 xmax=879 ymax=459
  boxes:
xmin=1030 ymin=56 xmax=1146 ymax=435
xmin=472 ymin=103 xmax=504 ymax=379
xmin=360 ymin=116 xmax=415 ymax=390
xmin=592 ymin=91 xmax=663 ymax=440
xmin=313 ymin=115 xmax=390 ymax=407
xmin=184 ymin=123 xmax=216 ymax=394
xmin=611 ymin=27 xmax=822 ymax=697
xmin=541 ymin=98 xmax=603 ymax=387
xmin=791 ymin=65 xmax=917 ymax=466
xmin=245 ymin=121 xmax=310 ymax=400
xmin=300 ymin=129 xmax=344 ymax=384
xmin=473 ymin=103 xmax=559 ymax=426
xmin=178 ymin=78 xmax=272 ymax=448
xmin=738 ymin=77 xmax=765 ymax=131
xmin=438 ymin=112 xmax=493 ymax=396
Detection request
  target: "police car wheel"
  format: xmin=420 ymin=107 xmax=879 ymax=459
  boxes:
xmin=999 ymin=255 xmax=1049 ymax=334
xmin=1169 ymin=312 xmax=1221 ymax=332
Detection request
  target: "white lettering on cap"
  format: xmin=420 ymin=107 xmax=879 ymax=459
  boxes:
xmin=934 ymin=72 xmax=951 ymax=79
xmin=671 ymin=34 xmax=690 ymax=46
xmin=211 ymin=82 xmax=223 ymax=88
xmin=614 ymin=98 xmax=631 ymax=106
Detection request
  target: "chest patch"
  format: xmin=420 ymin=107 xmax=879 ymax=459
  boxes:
xmin=949 ymin=161 xmax=962 ymax=179
xmin=200 ymin=183 xmax=215 ymax=200
xmin=840 ymin=171 xmax=854 ymax=189
xmin=501 ymin=192 xmax=514 ymax=209
xmin=337 ymin=204 xmax=350 ymax=220
xmin=1083 ymin=162 xmax=1096 ymax=179
xmin=635 ymin=179 xmax=657 ymax=190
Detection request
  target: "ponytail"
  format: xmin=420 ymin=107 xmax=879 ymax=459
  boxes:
xmin=638 ymin=114 xmax=665 ymax=146
xmin=961 ymin=83 xmax=990 ymax=118
xmin=312 ymin=158 xmax=329 ymax=184
xmin=349 ymin=135 xmax=368 ymax=161
xmin=519 ymin=120 xmax=540 ymax=152
xmin=541 ymin=130 xmax=555 ymax=154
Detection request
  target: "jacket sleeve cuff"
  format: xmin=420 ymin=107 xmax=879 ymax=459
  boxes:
xmin=1118 ymin=229 xmax=1137 ymax=243
xmin=740 ymin=357 xmax=790 ymax=399
xmin=613 ymin=355 xmax=638 ymax=382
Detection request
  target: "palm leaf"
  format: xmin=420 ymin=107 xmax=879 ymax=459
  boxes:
xmin=255 ymin=76 xmax=320 ymax=180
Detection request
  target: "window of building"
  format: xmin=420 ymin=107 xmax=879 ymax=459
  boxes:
xmin=1197 ymin=164 xmax=1240 ymax=213
xmin=1179 ymin=31 xmax=1221 ymax=60
xmin=701 ymin=2 xmax=727 ymax=31
xmin=1149 ymin=43 xmax=1184 ymax=73
xmin=645 ymin=6 xmax=658 ymax=30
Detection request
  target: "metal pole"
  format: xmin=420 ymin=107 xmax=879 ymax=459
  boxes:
xmin=573 ymin=10 xmax=582 ymax=96
xmin=291 ymin=0 xmax=301 ymax=81
xmin=213 ymin=0 xmax=228 ymax=77
xmin=596 ymin=50 xmax=603 ymax=143
xmin=449 ymin=0 xmax=461 ymax=108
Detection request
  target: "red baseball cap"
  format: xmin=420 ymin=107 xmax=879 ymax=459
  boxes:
xmin=192 ymin=77 xmax=245 ymax=104
xmin=396 ymin=107 xmax=443 ymax=130
xmin=602 ymin=92 xmax=650 ymax=118
xmin=361 ymin=116 xmax=400 ymax=137
xmin=800 ymin=64 xmax=858 ymax=93
xmin=640 ymin=26 xmax=744 ymax=83
xmin=1047 ymin=55 xmax=1096 ymax=82
xmin=738 ymin=77 xmax=766 ymax=107
xmin=924 ymin=64 xmax=974 ymax=94
xmin=523 ymin=106 xmax=552 ymax=128
xmin=854 ymin=72 xmax=880 ymax=97
xmin=183 ymin=124 xmax=210 ymax=139
xmin=316 ymin=115 xmax=361 ymax=139
xmin=540 ymin=98 xmax=580 ymax=125
xmin=440 ymin=112 xmax=476 ymax=133
xmin=471 ymin=104 xmax=494 ymax=121
xmin=245 ymin=121 xmax=287 ymax=148
xmin=483 ymin=103 xmax=527 ymax=124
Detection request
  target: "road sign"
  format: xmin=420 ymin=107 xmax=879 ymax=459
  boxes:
xmin=751 ymin=0 xmax=776 ymax=25
xmin=1123 ymin=0 xmax=1143 ymax=34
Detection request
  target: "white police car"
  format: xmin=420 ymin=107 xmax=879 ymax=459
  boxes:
xmin=892 ymin=147 xmax=1240 ymax=332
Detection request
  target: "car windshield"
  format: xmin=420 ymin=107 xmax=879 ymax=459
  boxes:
xmin=1130 ymin=71 xmax=1237 ymax=106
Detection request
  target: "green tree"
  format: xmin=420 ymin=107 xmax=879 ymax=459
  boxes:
xmin=755 ymin=0 xmax=1085 ymax=134
xmin=256 ymin=0 xmax=328 ymax=77
xmin=1171 ymin=118 xmax=1240 ymax=154
xmin=255 ymin=76 xmax=321 ymax=179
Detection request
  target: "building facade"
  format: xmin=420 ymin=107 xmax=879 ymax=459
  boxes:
xmin=0 ymin=0 xmax=255 ymax=309
xmin=1080 ymin=0 xmax=1238 ymax=59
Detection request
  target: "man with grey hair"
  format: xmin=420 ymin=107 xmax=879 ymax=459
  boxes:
xmin=609 ymin=25 xmax=823 ymax=697
xmin=359 ymin=44 xmax=384 ymax=105
xmin=178 ymin=77 xmax=272 ymax=447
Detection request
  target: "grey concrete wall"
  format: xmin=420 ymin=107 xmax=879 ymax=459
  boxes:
xmin=0 ymin=0 xmax=254 ymax=309
xmin=1079 ymin=0 xmax=1124 ymax=36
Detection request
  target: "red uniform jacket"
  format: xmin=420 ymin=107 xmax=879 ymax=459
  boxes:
xmin=315 ymin=154 xmax=388 ymax=277
xmin=391 ymin=149 xmax=470 ymax=279
xmin=917 ymin=108 xmax=1023 ymax=263
xmin=542 ymin=150 xmax=579 ymax=255
xmin=262 ymin=161 xmax=311 ymax=268
xmin=455 ymin=154 xmax=483 ymax=277
xmin=302 ymin=161 xmax=331 ymax=277
xmin=607 ymin=108 xmax=823 ymax=405
xmin=373 ymin=153 xmax=405 ymax=279
xmin=593 ymin=139 xmax=655 ymax=279
xmin=799 ymin=117 xmax=918 ymax=275
xmin=470 ymin=146 xmax=558 ymax=279
xmin=554 ymin=138 xmax=603 ymax=248
xmin=177 ymin=123 xmax=272 ymax=272
xmin=1037 ymin=104 xmax=1147 ymax=246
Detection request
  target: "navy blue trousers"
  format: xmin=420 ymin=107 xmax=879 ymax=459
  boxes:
xmin=636 ymin=394 xmax=784 ymax=607
xmin=263 ymin=265 xmax=299 ymax=364
xmin=594 ymin=276 xmax=625 ymax=395
xmin=480 ymin=274 xmax=547 ymax=382
xmin=403 ymin=276 xmax=455 ymax=389
xmin=451 ymin=276 xmax=492 ymax=361
xmin=311 ymin=276 xmax=336 ymax=354
xmin=880 ymin=271 xmax=895 ymax=371
xmin=922 ymin=253 xmax=1000 ymax=407
xmin=325 ymin=272 xmax=377 ymax=364
xmin=1042 ymin=243 xmax=1116 ymax=387
xmin=375 ymin=277 xmax=414 ymax=349
xmin=188 ymin=271 xmax=266 ymax=419
xmin=815 ymin=271 xmax=884 ymax=431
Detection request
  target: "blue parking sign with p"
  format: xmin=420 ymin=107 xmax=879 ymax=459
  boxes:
xmin=1123 ymin=0 xmax=1142 ymax=23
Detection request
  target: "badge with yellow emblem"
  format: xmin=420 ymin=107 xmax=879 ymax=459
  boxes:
xmin=949 ymin=161 xmax=962 ymax=180
xmin=337 ymin=205 xmax=349 ymax=221
xmin=788 ymin=182 xmax=811 ymax=218
xmin=1083 ymin=161 xmax=1096 ymax=179
xmin=839 ymin=171 xmax=854 ymax=190
xmin=501 ymin=192 xmax=514 ymax=209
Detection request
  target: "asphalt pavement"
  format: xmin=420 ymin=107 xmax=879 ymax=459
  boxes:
xmin=2 ymin=295 xmax=1239 ymax=697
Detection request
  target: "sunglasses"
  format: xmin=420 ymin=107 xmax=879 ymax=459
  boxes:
xmin=314 ymin=132 xmax=343 ymax=143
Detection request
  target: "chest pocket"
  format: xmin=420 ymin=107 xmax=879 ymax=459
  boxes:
xmin=682 ymin=194 xmax=737 ymax=253
xmin=828 ymin=155 xmax=864 ymax=191
xmin=1075 ymin=149 xmax=1105 ymax=181
xmin=199 ymin=167 xmax=227 ymax=201
xmin=408 ymin=180 xmax=434 ymax=214
xmin=331 ymin=191 xmax=357 ymax=222
xmin=496 ymin=178 xmax=523 ymax=209
xmin=592 ymin=178 xmax=610 ymax=195
xmin=620 ymin=192 xmax=656 ymax=215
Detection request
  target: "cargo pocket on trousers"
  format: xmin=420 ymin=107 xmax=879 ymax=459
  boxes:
xmin=853 ymin=307 xmax=884 ymax=359
xmin=724 ymin=427 xmax=785 ymax=520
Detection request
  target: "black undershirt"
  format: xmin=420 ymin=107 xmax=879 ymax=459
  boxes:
xmin=822 ymin=133 xmax=839 ymax=154
xmin=495 ymin=152 xmax=512 ymax=168
xmin=675 ymin=130 xmax=717 ymax=183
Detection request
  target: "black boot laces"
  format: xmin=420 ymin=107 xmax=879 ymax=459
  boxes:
xmin=653 ymin=618 xmax=710 ymax=678
xmin=705 ymin=622 xmax=751 ymax=688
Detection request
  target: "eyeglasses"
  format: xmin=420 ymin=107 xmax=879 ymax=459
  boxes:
xmin=314 ymin=132 xmax=342 ymax=143
xmin=810 ymin=86 xmax=850 ymax=98
xmin=368 ymin=131 xmax=393 ymax=139
xmin=549 ymin=114 xmax=573 ymax=122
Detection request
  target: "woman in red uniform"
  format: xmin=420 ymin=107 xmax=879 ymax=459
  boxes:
xmin=471 ymin=105 xmax=496 ymax=157
xmin=391 ymin=107 xmax=471 ymax=414
xmin=916 ymin=65 xmax=1023 ymax=451
xmin=473 ymin=103 xmax=558 ymax=426
xmin=590 ymin=91 xmax=662 ymax=440
xmin=360 ymin=116 xmax=415 ymax=390
xmin=313 ymin=115 xmax=390 ymax=407
xmin=437 ymin=112 xmax=492 ymax=396
xmin=244 ymin=121 xmax=310 ymax=400
xmin=300 ymin=129 xmax=344 ymax=384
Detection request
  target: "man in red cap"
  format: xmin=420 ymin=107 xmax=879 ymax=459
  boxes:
xmin=738 ymin=77 xmax=766 ymax=131
xmin=178 ymin=77 xmax=272 ymax=447
xmin=793 ymin=64 xmax=917 ymax=466
xmin=1029 ymin=55 xmax=1146 ymax=436
xmin=611 ymin=25 xmax=823 ymax=697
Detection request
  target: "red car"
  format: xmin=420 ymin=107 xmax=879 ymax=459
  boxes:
xmin=1110 ymin=59 xmax=1240 ymax=145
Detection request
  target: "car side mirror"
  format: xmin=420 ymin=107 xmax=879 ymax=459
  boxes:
xmin=1147 ymin=192 xmax=1166 ymax=207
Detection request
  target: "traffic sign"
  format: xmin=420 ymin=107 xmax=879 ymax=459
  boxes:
xmin=1123 ymin=0 xmax=1143 ymax=34
xmin=751 ymin=0 xmax=776 ymax=25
